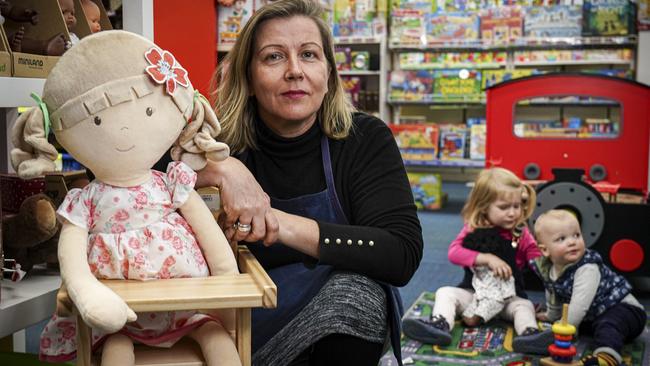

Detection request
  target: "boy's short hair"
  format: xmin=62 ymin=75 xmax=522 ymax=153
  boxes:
xmin=534 ymin=209 xmax=578 ymax=244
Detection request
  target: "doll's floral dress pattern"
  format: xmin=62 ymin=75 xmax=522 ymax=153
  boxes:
xmin=40 ymin=162 xmax=220 ymax=362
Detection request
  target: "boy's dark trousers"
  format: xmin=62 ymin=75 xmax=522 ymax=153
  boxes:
xmin=579 ymin=302 xmax=646 ymax=352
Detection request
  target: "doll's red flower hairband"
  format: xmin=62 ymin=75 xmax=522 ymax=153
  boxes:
xmin=144 ymin=47 xmax=189 ymax=95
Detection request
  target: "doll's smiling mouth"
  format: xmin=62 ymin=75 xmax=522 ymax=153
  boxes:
xmin=116 ymin=145 xmax=136 ymax=152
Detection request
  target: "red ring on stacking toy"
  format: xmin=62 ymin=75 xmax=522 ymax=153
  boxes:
xmin=548 ymin=344 xmax=577 ymax=358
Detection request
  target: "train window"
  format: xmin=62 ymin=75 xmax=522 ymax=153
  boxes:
xmin=513 ymin=95 xmax=621 ymax=139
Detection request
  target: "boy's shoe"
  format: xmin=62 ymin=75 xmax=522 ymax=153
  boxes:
xmin=402 ymin=314 xmax=452 ymax=346
xmin=512 ymin=328 xmax=554 ymax=355
xmin=580 ymin=353 xmax=620 ymax=366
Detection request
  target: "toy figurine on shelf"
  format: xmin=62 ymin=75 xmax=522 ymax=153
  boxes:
xmin=11 ymin=30 xmax=241 ymax=365
xmin=540 ymin=304 xmax=581 ymax=366
xmin=57 ymin=0 xmax=78 ymax=46
xmin=81 ymin=0 xmax=101 ymax=33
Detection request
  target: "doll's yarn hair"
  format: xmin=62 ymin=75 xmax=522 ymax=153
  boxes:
xmin=11 ymin=30 xmax=228 ymax=179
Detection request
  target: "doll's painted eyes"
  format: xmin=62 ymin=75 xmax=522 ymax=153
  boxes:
xmin=146 ymin=107 xmax=154 ymax=116
xmin=93 ymin=116 xmax=101 ymax=126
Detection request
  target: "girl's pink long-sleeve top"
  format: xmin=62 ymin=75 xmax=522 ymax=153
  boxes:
xmin=447 ymin=224 xmax=541 ymax=269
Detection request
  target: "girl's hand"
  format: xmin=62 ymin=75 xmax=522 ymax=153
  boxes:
xmin=536 ymin=311 xmax=549 ymax=322
xmin=476 ymin=253 xmax=512 ymax=279
xmin=197 ymin=157 xmax=279 ymax=245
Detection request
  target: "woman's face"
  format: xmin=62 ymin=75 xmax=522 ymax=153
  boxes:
xmin=250 ymin=16 xmax=330 ymax=137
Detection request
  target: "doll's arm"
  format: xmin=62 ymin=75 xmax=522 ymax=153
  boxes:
xmin=179 ymin=190 xmax=238 ymax=276
xmin=58 ymin=222 xmax=137 ymax=332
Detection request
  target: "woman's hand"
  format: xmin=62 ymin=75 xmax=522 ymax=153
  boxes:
xmin=196 ymin=157 xmax=279 ymax=245
xmin=476 ymin=253 xmax=512 ymax=279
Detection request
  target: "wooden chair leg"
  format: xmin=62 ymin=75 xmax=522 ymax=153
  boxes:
xmin=76 ymin=314 xmax=92 ymax=366
xmin=236 ymin=308 xmax=251 ymax=366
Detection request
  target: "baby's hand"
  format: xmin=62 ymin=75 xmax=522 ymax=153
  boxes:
xmin=482 ymin=253 xmax=512 ymax=279
xmin=70 ymin=282 xmax=137 ymax=333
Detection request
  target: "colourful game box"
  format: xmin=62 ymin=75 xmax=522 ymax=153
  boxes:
xmin=389 ymin=123 xmax=440 ymax=165
xmin=425 ymin=11 xmax=480 ymax=44
xmin=438 ymin=124 xmax=468 ymax=160
xmin=482 ymin=69 xmax=539 ymax=90
xmin=433 ymin=70 xmax=482 ymax=101
xmin=479 ymin=6 xmax=523 ymax=44
xmin=389 ymin=70 xmax=435 ymax=102
xmin=582 ymin=0 xmax=632 ymax=36
xmin=524 ymin=5 xmax=582 ymax=38
xmin=407 ymin=172 xmax=444 ymax=211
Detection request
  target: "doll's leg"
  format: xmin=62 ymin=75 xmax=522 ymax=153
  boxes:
xmin=188 ymin=321 xmax=241 ymax=366
xmin=8 ymin=26 xmax=24 ymax=52
xmin=100 ymin=333 xmax=135 ymax=366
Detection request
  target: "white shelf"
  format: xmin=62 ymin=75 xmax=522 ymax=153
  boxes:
xmin=339 ymin=70 xmax=381 ymax=76
xmin=0 ymin=77 xmax=46 ymax=108
xmin=0 ymin=267 xmax=61 ymax=338
xmin=334 ymin=36 xmax=383 ymax=45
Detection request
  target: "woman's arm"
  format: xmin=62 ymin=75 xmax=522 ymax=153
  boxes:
xmin=315 ymin=115 xmax=423 ymax=286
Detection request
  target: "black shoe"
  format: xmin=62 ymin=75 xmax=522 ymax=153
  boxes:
xmin=402 ymin=314 xmax=452 ymax=346
xmin=512 ymin=328 xmax=554 ymax=355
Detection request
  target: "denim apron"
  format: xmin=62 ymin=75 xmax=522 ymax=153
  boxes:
xmin=248 ymin=135 xmax=404 ymax=364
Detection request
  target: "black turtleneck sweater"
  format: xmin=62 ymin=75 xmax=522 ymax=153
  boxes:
xmin=241 ymin=113 xmax=423 ymax=287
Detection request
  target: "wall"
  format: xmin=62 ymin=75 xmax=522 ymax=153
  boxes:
xmin=153 ymin=0 xmax=217 ymax=96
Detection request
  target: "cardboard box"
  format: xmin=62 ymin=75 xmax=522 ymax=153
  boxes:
xmin=3 ymin=0 xmax=70 ymax=78
xmin=0 ymin=25 xmax=12 ymax=76
xmin=43 ymin=170 xmax=88 ymax=208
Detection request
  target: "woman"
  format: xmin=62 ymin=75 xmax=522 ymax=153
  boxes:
xmin=199 ymin=0 xmax=423 ymax=364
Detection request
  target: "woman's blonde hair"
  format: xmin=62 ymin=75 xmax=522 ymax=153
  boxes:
xmin=462 ymin=167 xmax=537 ymax=229
xmin=211 ymin=0 xmax=354 ymax=153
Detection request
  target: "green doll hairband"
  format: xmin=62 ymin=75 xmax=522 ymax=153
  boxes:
xmin=30 ymin=93 xmax=50 ymax=137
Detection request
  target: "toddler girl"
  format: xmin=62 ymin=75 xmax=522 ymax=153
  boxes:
xmin=11 ymin=30 xmax=240 ymax=365
xmin=403 ymin=167 xmax=552 ymax=354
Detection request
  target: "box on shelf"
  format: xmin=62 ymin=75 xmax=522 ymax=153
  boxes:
xmin=439 ymin=124 xmax=467 ymax=161
xmin=425 ymin=11 xmax=480 ymax=44
xmin=433 ymin=69 xmax=482 ymax=101
xmin=218 ymin=0 xmax=254 ymax=48
xmin=44 ymin=170 xmax=88 ymax=208
xmin=0 ymin=25 xmax=12 ymax=76
xmin=407 ymin=172 xmax=444 ymax=211
xmin=469 ymin=123 xmax=486 ymax=160
xmin=524 ymin=5 xmax=582 ymax=38
xmin=582 ymin=0 xmax=633 ymax=36
xmin=3 ymin=0 xmax=71 ymax=78
xmin=479 ymin=6 xmax=523 ymax=44
xmin=482 ymin=69 xmax=539 ymax=89
xmin=390 ymin=123 xmax=440 ymax=165
xmin=351 ymin=51 xmax=370 ymax=70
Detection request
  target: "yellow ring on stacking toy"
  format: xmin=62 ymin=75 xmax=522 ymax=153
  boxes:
xmin=552 ymin=322 xmax=576 ymax=336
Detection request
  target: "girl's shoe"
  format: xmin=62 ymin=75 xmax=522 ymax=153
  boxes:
xmin=512 ymin=328 xmax=554 ymax=355
xmin=402 ymin=314 xmax=452 ymax=346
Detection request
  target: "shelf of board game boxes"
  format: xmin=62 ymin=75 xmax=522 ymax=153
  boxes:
xmin=389 ymin=35 xmax=637 ymax=51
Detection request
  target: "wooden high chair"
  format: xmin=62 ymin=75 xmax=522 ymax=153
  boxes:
xmin=56 ymin=187 xmax=277 ymax=366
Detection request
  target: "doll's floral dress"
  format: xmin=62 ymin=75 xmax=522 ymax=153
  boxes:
xmin=40 ymin=162 xmax=220 ymax=362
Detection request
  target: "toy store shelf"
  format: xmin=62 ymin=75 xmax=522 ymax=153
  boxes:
xmin=400 ymin=62 xmax=505 ymax=70
xmin=0 ymin=266 xmax=61 ymax=338
xmin=217 ymin=43 xmax=233 ymax=53
xmin=389 ymin=99 xmax=486 ymax=107
xmin=406 ymin=159 xmax=485 ymax=168
xmin=389 ymin=35 xmax=637 ymax=51
xmin=0 ymin=77 xmax=45 ymax=108
xmin=339 ymin=70 xmax=381 ymax=76
xmin=514 ymin=59 xmax=632 ymax=66
xmin=334 ymin=36 xmax=383 ymax=45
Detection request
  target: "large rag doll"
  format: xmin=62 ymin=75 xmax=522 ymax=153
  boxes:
xmin=11 ymin=30 xmax=241 ymax=366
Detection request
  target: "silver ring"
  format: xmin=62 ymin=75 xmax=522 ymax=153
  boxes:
xmin=233 ymin=221 xmax=252 ymax=233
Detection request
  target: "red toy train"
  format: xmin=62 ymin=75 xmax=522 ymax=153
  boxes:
xmin=486 ymin=73 xmax=650 ymax=289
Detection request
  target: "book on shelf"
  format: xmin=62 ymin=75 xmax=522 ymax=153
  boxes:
xmin=468 ymin=118 xmax=486 ymax=161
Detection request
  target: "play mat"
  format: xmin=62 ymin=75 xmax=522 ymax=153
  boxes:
xmin=380 ymin=292 xmax=649 ymax=366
